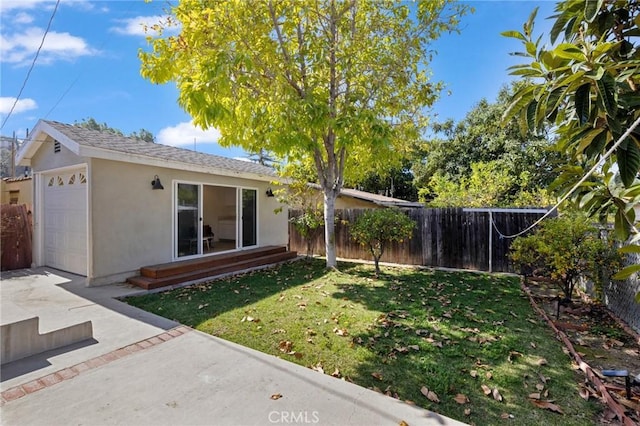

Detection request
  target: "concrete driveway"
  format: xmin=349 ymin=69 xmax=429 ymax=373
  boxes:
xmin=0 ymin=268 xmax=465 ymax=425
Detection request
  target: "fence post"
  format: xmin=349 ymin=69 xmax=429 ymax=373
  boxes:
xmin=488 ymin=210 xmax=493 ymax=273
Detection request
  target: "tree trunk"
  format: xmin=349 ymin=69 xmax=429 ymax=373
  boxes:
xmin=323 ymin=190 xmax=338 ymax=268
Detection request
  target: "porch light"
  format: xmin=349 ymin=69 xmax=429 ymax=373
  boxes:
xmin=266 ymin=188 xmax=274 ymax=197
xmin=151 ymin=175 xmax=164 ymax=190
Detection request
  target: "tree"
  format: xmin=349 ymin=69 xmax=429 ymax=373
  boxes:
xmin=75 ymin=118 xmax=155 ymax=142
xmin=139 ymin=0 xmax=470 ymax=269
xmin=349 ymin=160 xmax=419 ymax=202
xmin=509 ymin=214 xmax=621 ymax=301
xmin=350 ymin=208 xmax=415 ymax=276
xmin=412 ymin=82 xmax=560 ymax=204
xmin=502 ymin=2 xmax=640 ymax=241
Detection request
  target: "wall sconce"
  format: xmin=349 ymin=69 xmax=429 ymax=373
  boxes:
xmin=151 ymin=175 xmax=164 ymax=190
xmin=265 ymin=188 xmax=274 ymax=197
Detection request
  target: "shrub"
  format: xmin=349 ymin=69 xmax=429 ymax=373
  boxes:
xmin=350 ymin=208 xmax=415 ymax=276
xmin=509 ymin=215 xmax=622 ymax=301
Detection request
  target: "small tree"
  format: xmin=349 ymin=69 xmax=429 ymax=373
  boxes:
xmin=290 ymin=210 xmax=324 ymax=258
xmin=350 ymin=208 xmax=415 ymax=277
xmin=509 ymin=215 xmax=621 ymax=301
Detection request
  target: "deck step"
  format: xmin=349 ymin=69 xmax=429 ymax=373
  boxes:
xmin=127 ymin=247 xmax=297 ymax=290
xmin=141 ymin=246 xmax=288 ymax=279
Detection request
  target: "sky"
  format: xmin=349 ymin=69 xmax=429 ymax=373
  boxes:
xmin=0 ymin=0 xmax=558 ymax=159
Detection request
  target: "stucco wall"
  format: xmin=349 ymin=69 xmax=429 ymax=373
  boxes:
xmin=89 ymin=159 xmax=288 ymax=283
xmin=0 ymin=178 xmax=32 ymax=205
xmin=30 ymin=138 xmax=84 ymax=172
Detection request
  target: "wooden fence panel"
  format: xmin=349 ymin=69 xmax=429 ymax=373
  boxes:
xmin=1 ymin=204 xmax=32 ymax=271
xmin=288 ymin=207 xmax=548 ymax=273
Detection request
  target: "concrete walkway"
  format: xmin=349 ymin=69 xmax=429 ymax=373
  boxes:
xmin=1 ymin=268 xmax=465 ymax=425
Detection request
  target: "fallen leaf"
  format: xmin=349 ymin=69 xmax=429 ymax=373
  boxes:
xmin=464 ymin=408 xmax=471 ymax=416
xmin=271 ymin=393 xmax=283 ymax=400
xmin=333 ymin=328 xmax=349 ymax=336
xmin=372 ymin=372 xmax=383 ymax=381
xmin=530 ymin=399 xmax=564 ymax=414
xmin=294 ymin=352 xmax=303 ymax=359
xmin=481 ymin=384 xmax=492 ymax=395
xmin=408 ymin=345 xmax=420 ymax=351
xmin=311 ymin=363 xmax=324 ymax=374
xmin=486 ymin=372 xmax=493 ymax=380
xmin=398 ymin=421 xmax=409 ymax=426
xmin=420 ymin=386 xmax=440 ymax=403
xmin=331 ymin=368 xmax=341 ymax=378
xmin=530 ymin=342 xmax=537 ymax=349
xmin=578 ymin=386 xmax=590 ymax=400
xmin=454 ymin=394 xmax=469 ymax=404
xmin=278 ymin=340 xmax=293 ymax=353
xmin=536 ymin=383 xmax=545 ymax=391
xmin=529 ymin=392 xmax=541 ymax=400
xmin=470 ymin=370 xmax=478 ymax=378
xmin=536 ymin=358 xmax=548 ymax=366
xmin=492 ymin=388 xmax=503 ymax=402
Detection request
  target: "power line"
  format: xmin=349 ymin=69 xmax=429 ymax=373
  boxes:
xmin=1 ymin=0 xmax=61 ymax=130
xmin=491 ymin=114 xmax=640 ymax=239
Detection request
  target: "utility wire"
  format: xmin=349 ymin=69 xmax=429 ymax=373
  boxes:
xmin=1 ymin=0 xmax=61 ymax=131
xmin=491 ymin=114 xmax=640 ymax=239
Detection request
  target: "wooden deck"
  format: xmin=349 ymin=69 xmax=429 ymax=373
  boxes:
xmin=127 ymin=246 xmax=298 ymax=290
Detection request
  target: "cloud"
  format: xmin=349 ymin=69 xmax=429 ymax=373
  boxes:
xmin=1 ymin=27 xmax=96 ymax=65
xmin=0 ymin=0 xmax=51 ymax=12
xmin=14 ymin=12 xmax=34 ymax=24
xmin=0 ymin=97 xmax=38 ymax=115
xmin=111 ymin=15 xmax=179 ymax=37
xmin=157 ymin=121 xmax=222 ymax=147
xmin=0 ymin=0 xmax=94 ymax=13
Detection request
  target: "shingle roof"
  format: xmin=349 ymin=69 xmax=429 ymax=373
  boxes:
xmin=43 ymin=120 xmax=275 ymax=177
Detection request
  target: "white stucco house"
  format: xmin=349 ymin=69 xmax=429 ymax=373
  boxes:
xmin=16 ymin=119 xmax=289 ymax=286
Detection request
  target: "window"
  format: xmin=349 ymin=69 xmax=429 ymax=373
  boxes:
xmin=9 ymin=190 xmax=19 ymax=204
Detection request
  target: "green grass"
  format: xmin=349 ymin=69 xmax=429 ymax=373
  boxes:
xmin=126 ymin=259 xmax=601 ymax=425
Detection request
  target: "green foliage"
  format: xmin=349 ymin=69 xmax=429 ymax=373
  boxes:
xmin=350 ymin=208 xmax=415 ymax=275
xmin=419 ymin=160 xmax=555 ymax=207
xmin=74 ymin=117 xmax=155 ymax=142
xmin=509 ymin=215 xmax=622 ymax=300
xmin=139 ymin=0 xmax=470 ymax=268
xmin=348 ymin=160 xmax=419 ymax=202
xmin=412 ymin=82 xmax=560 ymax=206
xmin=502 ymin=1 xmax=640 ymax=240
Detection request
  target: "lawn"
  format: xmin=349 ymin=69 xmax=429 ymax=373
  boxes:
xmin=125 ymin=258 xmax=602 ymax=425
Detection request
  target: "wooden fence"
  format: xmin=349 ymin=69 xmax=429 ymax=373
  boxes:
xmin=1 ymin=204 xmax=33 ymax=271
xmin=288 ymin=207 xmax=551 ymax=273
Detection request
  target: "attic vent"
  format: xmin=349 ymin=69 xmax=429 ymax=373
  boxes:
xmin=54 ymin=140 xmax=61 ymax=153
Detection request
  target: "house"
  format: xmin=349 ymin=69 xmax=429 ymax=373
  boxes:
xmin=1 ymin=176 xmax=32 ymax=205
xmin=16 ymin=120 xmax=290 ymax=286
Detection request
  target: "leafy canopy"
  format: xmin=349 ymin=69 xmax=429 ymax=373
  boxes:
xmin=502 ymin=1 xmax=640 ymax=240
xmin=139 ymin=0 xmax=470 ymax=267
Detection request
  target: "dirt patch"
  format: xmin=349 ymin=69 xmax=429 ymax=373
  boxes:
xmin=523 ymin=278 xmax=640 ymax=425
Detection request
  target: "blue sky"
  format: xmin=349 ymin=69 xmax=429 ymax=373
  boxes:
xmin=0 ymin=0 xmax=557 ymax=159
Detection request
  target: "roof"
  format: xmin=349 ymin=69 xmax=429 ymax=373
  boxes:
xmin=339 ymin=187 xmax=424 ymax=208
xmin=17 ymin=120 xmax=276 ymax=181
xmin=308 ymin=183 xmax=423 ymax=208
xmin=2 ymin=176 xmax=32 ymax=183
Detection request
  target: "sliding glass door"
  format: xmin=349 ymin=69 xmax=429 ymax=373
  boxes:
xmin=175 ymin=183 xmax=257 ymax=258
xmin=241 ymin=188 xmax=257 ymax=247
xmin=176 ymin=183 xmax=200 ymax=258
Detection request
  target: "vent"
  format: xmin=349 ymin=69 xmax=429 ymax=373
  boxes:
xmin=54 ymin=140 xmax=61 ymax=153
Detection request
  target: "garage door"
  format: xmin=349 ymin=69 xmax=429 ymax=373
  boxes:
xmin=43 ymin=168 xmax=87 ymax=276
